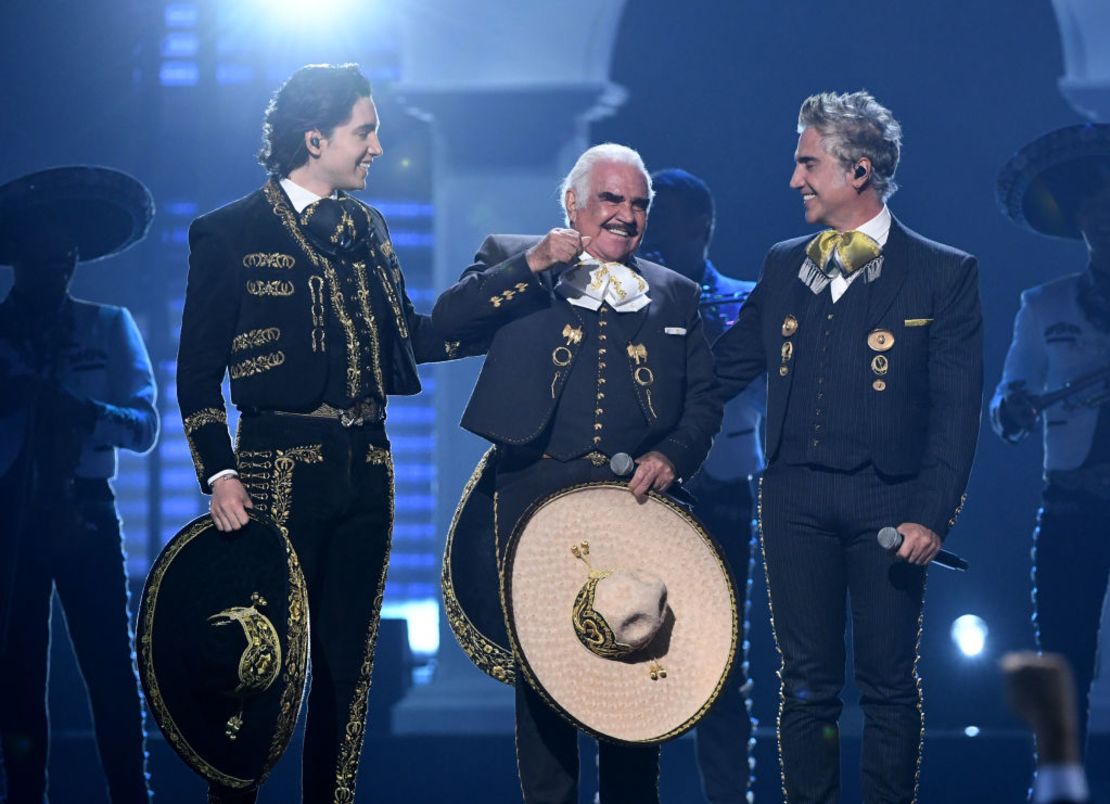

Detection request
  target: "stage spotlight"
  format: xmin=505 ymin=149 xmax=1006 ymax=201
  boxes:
xmin=950 ymin=614 xmax=988 ymax=658
xmin=964 ymin=725 xmax=980 ymax=737
xmin=243 ymin=0 xmax=361 ymax=31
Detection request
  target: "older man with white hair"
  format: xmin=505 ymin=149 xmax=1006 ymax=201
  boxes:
xmin=433 ymin=143 xmax=722 ymax=803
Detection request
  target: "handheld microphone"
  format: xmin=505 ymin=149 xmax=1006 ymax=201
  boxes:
xmin=877 ymin=526 xmax=968 ymax=572
xmin=609 ymin=452 xmax=635 ymax=477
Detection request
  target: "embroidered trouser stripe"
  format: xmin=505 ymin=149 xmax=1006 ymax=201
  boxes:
xmin=223 ymin=415 xmax=394 ymax=803
xmin=759 ymin=463 xmax=926 ymax=804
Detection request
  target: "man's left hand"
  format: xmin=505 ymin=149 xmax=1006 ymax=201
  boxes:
xmin=627 ymin=451 xmax=676 ymax=503
xmin=895 ymin=522 xmax=941 ymax=565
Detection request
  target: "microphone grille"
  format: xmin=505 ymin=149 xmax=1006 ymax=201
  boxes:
xmin=877 ymin=527 xmax=901 ymax=551
xmin=609 ymin=452 xmax=635 ymax=477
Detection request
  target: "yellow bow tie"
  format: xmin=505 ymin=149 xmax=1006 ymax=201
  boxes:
xmin=805 ymin=229 xmax=882 ymax=277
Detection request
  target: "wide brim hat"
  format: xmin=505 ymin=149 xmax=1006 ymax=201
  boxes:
xmin=502 ymin=482 xmax=737 ymax=744
xmin=441 ymin=447 xmax=517 ymax=685
xmin=0 ymin=165 xmax=154 ymax=264
xmin=997 ymin=123 xmax=1110 ymax=239
xmin=135 ymin=511 xmax=309 ymax=790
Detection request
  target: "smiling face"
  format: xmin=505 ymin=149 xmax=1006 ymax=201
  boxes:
xmin=565 ymin=161 xmax=650 ymax=263
xmin=307 ymin=95 xmax=383 ymax=195
xmin=789 ymin=126 xmax=873 ymax=231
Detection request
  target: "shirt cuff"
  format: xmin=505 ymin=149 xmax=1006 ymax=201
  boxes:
xmin=207 ymin=469 xmax=239 ymax=487
xmin=1035 ymin=764 xmax=1088 ymax=804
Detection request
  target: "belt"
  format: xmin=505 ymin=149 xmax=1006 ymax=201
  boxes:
xmin=267 ymin=399 xmax=386 ymax=428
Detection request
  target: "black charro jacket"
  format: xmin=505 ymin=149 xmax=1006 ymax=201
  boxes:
xmin=432 ymin=234 xmax=722 ymax=481
xmin=178 ymin=180 xmax=463 ymax=493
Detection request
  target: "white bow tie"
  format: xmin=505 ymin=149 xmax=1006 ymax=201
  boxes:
xmin=554 ymin=259 xmax=651 ymax=312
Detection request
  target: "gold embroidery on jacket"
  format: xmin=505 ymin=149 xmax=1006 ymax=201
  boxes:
xmin=231 ymin=327 xmax=281 ymax=353
xmin=350 ymin=261 xmax=385 ymax=395
xmin=246 ymin=280 xmax=295 ymax=297
xmin=183 ymin=407 xmax=228 ymax=484
xmin=309 ymin=275 xmax=326 ymax=352
xmin=264 ymin=182 xmax=361 ymax=399
xmin=230 ymin=351 xmax=286 ymax=379
xmin=374 ymin=263 xmax=409 ymax=339
xmin=242 ymin=252 xmax=295 ymax=270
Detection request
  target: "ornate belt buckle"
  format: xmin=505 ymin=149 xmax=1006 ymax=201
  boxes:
xmin=339 ymin=409 xmax=362 ymax=428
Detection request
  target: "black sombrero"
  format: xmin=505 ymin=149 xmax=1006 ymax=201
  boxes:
xmin=0 ymin=165 xmax=154 ymax=264
xmin=135 ymin=511 xmax=309 ymax=790
xmin=997 ymin=123 xmax=1110 ymax=239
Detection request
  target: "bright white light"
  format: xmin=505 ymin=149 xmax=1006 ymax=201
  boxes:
xmin=380 ymin=599 xmax=440 ymax=656
xmin=244 ymin=0 xmax=359 ymax=31
xmin=964 ymin=726 xmax=980 ymax=737
xmin=950 ymin=614 xmax=988 ymax=658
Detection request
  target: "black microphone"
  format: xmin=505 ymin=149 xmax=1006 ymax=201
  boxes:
xmin=877 ymin=526 xmax=968 ymax=572
xmin=609 ymin=452 xmax=635 ymax=477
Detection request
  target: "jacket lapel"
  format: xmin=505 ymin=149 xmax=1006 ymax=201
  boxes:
xmin=866 ymin=217 xmax=909 ymax=328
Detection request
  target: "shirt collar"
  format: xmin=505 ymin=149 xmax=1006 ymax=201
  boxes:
xmin=855 ymin=205 xmax=892 ymax=248
xmin=279 ymin=177 xmax=336 ymax=214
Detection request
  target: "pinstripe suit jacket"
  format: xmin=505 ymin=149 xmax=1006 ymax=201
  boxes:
xmin=712 ymin=218 xmax=983 ymax=536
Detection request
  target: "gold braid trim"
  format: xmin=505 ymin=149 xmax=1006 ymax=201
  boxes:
xmin=230 ymin=351 xmax=285 ymax=380
xmin=349 ymin=261 xmax=386 ymax=395
xmin=263 ymin=182 xmax=361 ymax=399
xmin=374 ymin=263 xmax=409 ymax=340
xmin=231 ymin=327 xmax=281 ymax=353
xmin=332 ymin=445 xmax=394 ymax=801
xmin=183 ymin=408 xmax=228 ymax=485
xmin=442 ymin=447 xmax=515 ymax=685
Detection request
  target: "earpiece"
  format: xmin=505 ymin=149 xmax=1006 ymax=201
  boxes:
xmin=854 ymin=164 xmax=867 ymax=180
xmin=310 ymin=136 xmax=321 ymax=148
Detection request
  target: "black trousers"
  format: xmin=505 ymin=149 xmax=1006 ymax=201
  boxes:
xmin=0 ymin=477 xmax=150 ymax=804
xmin=686 ymin=473 xmax=756 ymax=804
xmin=209 ymin=414 xmax=393 ymax=803
xmin=760 ymin=463 xmax=926 ymax=804
xmin=1032 ymin=483 xmax=1110 ymax=760
xmin=495 ymin=453 xmax=660 ymax=804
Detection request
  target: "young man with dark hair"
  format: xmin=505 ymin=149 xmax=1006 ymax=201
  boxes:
xmin=177 ymin=62 xmax=463 ymax=802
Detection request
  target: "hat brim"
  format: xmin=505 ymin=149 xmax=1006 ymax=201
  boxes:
xmin=0 ymin=166 xmax=154 ymax=264
xmin=997 ymin=124 xmax=1110 ymax=239
xmin=503 ymin=483 xmax=737 ymax=744
xmin=135 ymin=511 xmax=309 ymax=788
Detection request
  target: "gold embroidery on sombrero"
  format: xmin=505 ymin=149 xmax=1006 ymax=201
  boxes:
xmin=137 ymin=517 xmax=254 ymax=788
xmin=442 ymin=448 xmax=515 ymax=685
xmin=332 ymin=446 xmax=394 ymax=800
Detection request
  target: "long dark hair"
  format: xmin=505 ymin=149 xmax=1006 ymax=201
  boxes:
xmin=257 ymin=63 xmax=372 ymax=178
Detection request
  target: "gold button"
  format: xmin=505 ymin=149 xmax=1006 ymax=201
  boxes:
xmin=867 ymin=329 xmax=895 ymax=352
xmin=779 ymin=366 xmax=789 ymax=376
xmin=873 ymin=379 xmax=887 ymax=391
xmin=782 ymin=315 xmax=799 ymax=337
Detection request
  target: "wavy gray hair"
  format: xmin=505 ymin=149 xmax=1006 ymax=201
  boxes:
xmin=559 ymin=143 xmax=654 ymax=225
xmin=798 ymin=91 xmax=903 ymax=201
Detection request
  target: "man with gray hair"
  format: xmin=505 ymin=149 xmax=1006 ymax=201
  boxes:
xmin=713 ymin=91 xmax=983 ymax=802
xmin=434 ymin=143 xmax=722 ymax=802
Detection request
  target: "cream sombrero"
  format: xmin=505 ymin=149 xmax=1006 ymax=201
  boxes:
xmin=501 ymin=482 xmax=736 ymax=744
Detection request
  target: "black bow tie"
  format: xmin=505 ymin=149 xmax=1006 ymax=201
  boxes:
xmin=298 ymin=197 xmax=371 ymax=259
